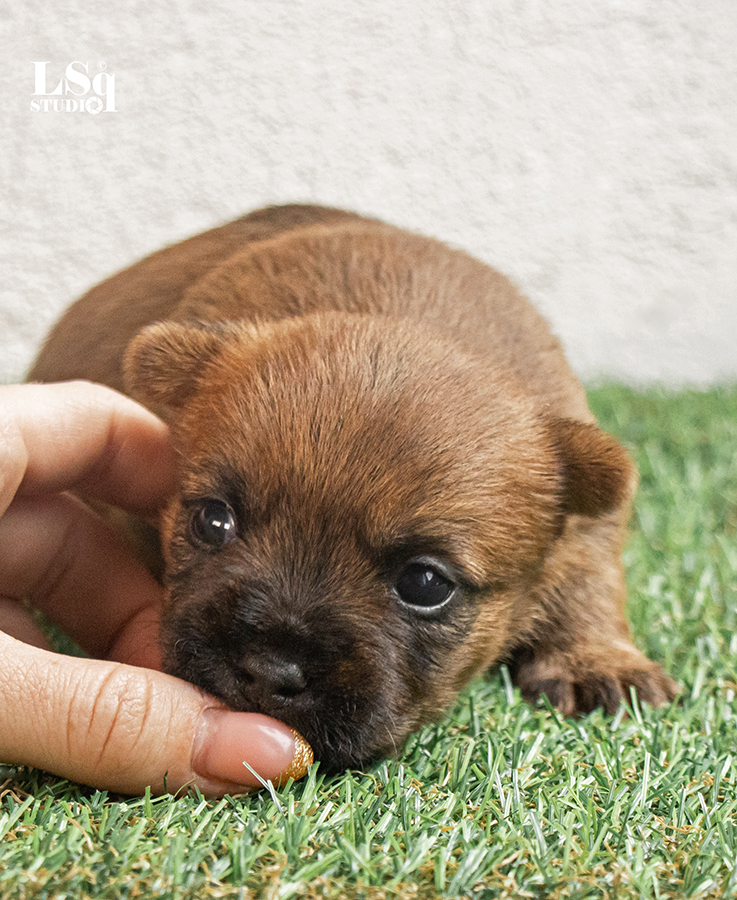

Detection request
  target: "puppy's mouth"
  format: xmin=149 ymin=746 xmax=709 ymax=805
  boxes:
xmin=164 ymin=630 xmax=401 ymax=772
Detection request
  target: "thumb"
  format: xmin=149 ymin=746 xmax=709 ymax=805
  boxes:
xmin=0 ymin=633 xmax=312 ymax=796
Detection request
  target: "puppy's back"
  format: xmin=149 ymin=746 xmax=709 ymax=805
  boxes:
xmin=30 ymin=205 xmax=589 ymax=421
xmin=29 ymin=205 xmax=359 ymax=390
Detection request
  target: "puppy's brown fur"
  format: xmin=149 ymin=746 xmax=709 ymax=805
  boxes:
xmin=30 ymin=205 xmax=676 ymax=769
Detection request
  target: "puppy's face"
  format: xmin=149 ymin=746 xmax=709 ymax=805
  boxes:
xmin=126 ymin=313 xmax=629 ymax=770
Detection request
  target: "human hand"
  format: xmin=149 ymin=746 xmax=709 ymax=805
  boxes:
xmin=0 ymin=382 xmax=312 ymax=795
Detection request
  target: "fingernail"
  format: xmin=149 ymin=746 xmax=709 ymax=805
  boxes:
xmin=278 ymin=729 xmax=314 ymax=785
xmin=192 ymin=709 xmax=313 ymax=789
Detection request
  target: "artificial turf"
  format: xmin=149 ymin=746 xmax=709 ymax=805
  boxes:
xmin=2 ymin=385 xmax=736 ymax=899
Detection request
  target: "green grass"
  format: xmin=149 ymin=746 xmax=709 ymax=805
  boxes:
xmin=2 ymin=385 xmax=737 ymax=899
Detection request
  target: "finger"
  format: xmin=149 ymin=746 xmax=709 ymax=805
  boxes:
xmin=109 ymin=602 xmax=163 ymax=670
xmin=0 ymin=632 xmax=313 ymax=796
xmin=0 ymin=494 xmax=164 ymax=661
xmin=0 ymin=598 xmax=51 ymax=649
xmin=0 ymin=382 xmax=177 ymax=517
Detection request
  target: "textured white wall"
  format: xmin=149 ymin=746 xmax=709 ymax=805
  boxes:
xmin=1 ymin=0 xmax=735 ymax=385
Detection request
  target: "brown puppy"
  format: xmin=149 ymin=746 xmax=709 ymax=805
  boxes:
xmin=29 ymin=205 xmax=675 ymax=770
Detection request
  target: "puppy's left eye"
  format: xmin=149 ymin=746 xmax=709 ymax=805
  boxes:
xmin=190 ymin=498 xmax=237 ymax=548
xmin=395 ymin=563 xmax=455 ymax=610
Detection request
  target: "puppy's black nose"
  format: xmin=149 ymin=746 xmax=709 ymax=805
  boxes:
xmin=240 ymin=653 xmax=307 ymax=700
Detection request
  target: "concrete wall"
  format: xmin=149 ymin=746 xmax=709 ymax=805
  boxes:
xmin=2 ymin=0 xmax=735 ymax=385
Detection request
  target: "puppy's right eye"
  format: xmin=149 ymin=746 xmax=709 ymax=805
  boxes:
xmin=189 ymin=498 xmax=237 ymax=548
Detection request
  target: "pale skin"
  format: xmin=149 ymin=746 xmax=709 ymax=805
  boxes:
xmin=0 ymin=382 xmax=309 ymax=796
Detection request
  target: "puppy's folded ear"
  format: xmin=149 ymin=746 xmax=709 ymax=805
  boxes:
xmin=124 ymin=322 xmax=226 ymax=411
xmin=547 ymin=417 xmax=636 ymax=518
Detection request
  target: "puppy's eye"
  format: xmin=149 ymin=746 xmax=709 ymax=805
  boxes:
xmin=395 ymin=563 xmax=455 ymax=610
xmin=189 ymin=498 xmax=237 ymax=548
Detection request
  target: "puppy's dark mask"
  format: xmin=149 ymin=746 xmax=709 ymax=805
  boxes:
xmin=124 ymin=312 xmax=633 ymax=770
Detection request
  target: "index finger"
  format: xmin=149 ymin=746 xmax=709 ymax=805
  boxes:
xmin=0 ymin=381 xmax=177 ymax=516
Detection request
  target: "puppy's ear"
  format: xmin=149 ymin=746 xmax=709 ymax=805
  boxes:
xmin=124 ymin=322 xmax=226 ymax=410
xmin=548 ymin=417 xmax=636 ymax=517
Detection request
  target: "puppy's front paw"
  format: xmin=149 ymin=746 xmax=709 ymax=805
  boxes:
xmin=510 ymin=646 xmax=678 ymax=716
